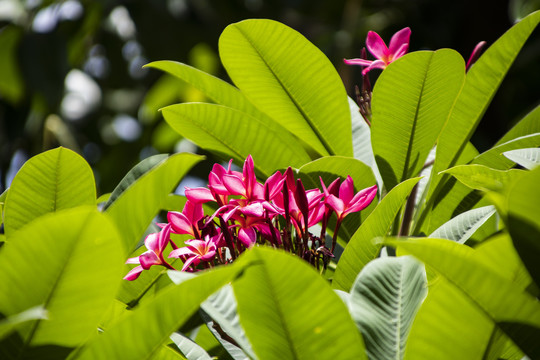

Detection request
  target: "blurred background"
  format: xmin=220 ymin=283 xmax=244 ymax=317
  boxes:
xmin=0 ymin=0 xmax=539 ymax=195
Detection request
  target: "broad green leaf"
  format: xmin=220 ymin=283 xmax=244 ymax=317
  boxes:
xmin=76 ymin=263 xmax=248 ymax=360
xmin=505 ymin=166 xmax=540 ymax=288
xmin=372 ymin=49 xmax=464 ymax=191
xmin=170 ymin=332 xmax=213 ymax=360
xmin=297 ymin=156 xmax=378 ymax=245
xmin=442 ymin=164 xmax=524 ymax=192
xmin=4 ymin=147 xmax=95 ymax=238
xmin=349 ymin=256 xmax=427 ymax=360
xmin=503 ymin=148 xmax=540 ymax=169
xmin=473 ymin=133 xmax=540 ymax=169
xmin=427 ymin=11 xmax=540 ymax=202
xmin=0 ymin=207 xmax=123 ymax=352
xmin=146 ymin=61 xmax=268 ymax=121
xmin=105 ymin=152 xmax=202 ymax=255
xmin=162 ymin=103 xmax=311 ymax=178
xmin=349 ymin=97 xmax=380 ymax=179
xmin=103 ymin=154 xmax=168 ymax=211
xmin=200 ymin=285 xmax=255 ymax=359
xmin=333 ymin=177 xmax=421 ymax=292
xmin=233 ymin=247 xmax=366 ymax=360
xmin=0 ymin=306 xmax=48 ymax=340
xmin=219 ymin=19 xmax=352 ymax=157
xmin=429 ymin=205 xmax=496 ymax=243
xmin=387 ymin=237 xmax=540 ymax=358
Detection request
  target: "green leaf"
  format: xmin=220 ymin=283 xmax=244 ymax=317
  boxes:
xmin=442 ymin=164 xmax=524 ymax=192
xmin=333 ymin=177 xmax=421 ymax=292
xmin=161 ymin=103 xmax=311 ymax=177
xmin=386 ymin=237 xmax=540 ymax=358
xmin=427 ymin=11 xmax=540 ymax=203
xmin=219 ymin=19 xmax=352 ymax=157
xmin=233 ymin=247 xmax=366 ymax=359
xmin=4 ymin=147 xmax=96 ymax=238
xmin=105 ymin=152 xmax=202 ymax=255
xmin=0 ymin=26 xmax=24 ymax=104
xmin=146 ymin=61 xmax=268 ymax=121
xmin=372 ymin=49 xmax=465 ymax=190
xmin=170 ymin=332 xmax=213 ymax=360
xmin=503 ymin=148 xmax=540 ymax=170
xmin=505 ymin=166 xmax=540 ymax=288
xmin=429 ymin=205 xmax=496 ymax=243
xmin=473 ymin=133 xmax=540 ymax=169
xmin=200 ymin=285 xmax=255 ymax=359
xmin=0 ymin=306 xmax=48 ymax=340
xmin=103 ymin=154 xmax=168 ymax=211
xmin=349 ymin=256 xmax=427 ymax=360
xmin=76 ymin=264 xmax=248 ymax=360
xmin=0 ymin=207 xmax=124 ymax=351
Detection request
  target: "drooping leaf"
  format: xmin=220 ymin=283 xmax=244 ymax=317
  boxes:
xmin=386 ymin=237 xmax=540 ymax=358
xmin=76 ymin=264 xmax=248 ymax=360
xmin=503 ymin=148 xmax=540 ymax=170
xmin=200 ymin=285 xmax=255 ymax=359
xmin=0 ymin=207 xmax=123 ymax=355
xmin=219 ymin=19 xmax=352 ymax=157
xmin=3 ymin=147 xmax=95 ymax=238
xmin=233 ymin=247 xmax=367 ymax=360
xmin=371 ymin=49 xmax=464 ymax=191
xmin=429 ymin=205 xmax=496 ymax=243
xmin=105 ymin=152 xmax=202 ymax=255
xmin=505 ymin=166 xmax=540 ymax=288
xmin=161 ymin=103 xmax=311 ymax=178
xmin=349 ymin=256 xmax=427 ymax=360
xmin=103 ymin=154 xmax=168 ymax=211
xmin=441 ymin=164 xmax=525 ymax=192
xmin=427 ymin=11 xmax=540 ymax=204
xmin=170 ymin=332 xmax=213 ymax=360
xmin=333 ymin=177 xmax=421 ymax=292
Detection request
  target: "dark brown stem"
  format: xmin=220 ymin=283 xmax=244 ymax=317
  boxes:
xmin=398 ymin=183 xmax=418 ymax=237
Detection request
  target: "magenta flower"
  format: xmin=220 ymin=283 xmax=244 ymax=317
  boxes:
xmin=167 ymin=200 xmax=204 ymax=238
xmin=168 ymin=234 xmax=217 ymax=271
xmin=324 ymin=176 xmax=378 ymax=223
xmin=124 ymin=224 xmax=174 ymax=281
xmin=344 ymin=27 xmax=411 ymax=75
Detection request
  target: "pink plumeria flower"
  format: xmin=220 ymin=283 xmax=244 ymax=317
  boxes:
xmin=167 ymin=200 xmax=204 ymax=238
xmin=168 ymin=234 xmax=217 ymax=271
xmin=344 ymin=27 xmax=411 ymax=75
xmin=124 ymin=224 xmax=174 ymax=281
xmin=323 ymin=176 xmax=378 ymax=223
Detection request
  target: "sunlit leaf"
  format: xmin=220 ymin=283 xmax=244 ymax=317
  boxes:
xmin=233 ymin=247 xmax=367 ymax=359
xmin=503 ymin=148 xmax=540 ymax=170
xmin=372 ymin=49 xmax=464 ymax=191
xmin=442 ymin=164 xmax=524 ymax=192
xmin=426 ymin=10 xmax=540 ymax=213
xmin=170 ymin=332 xmax=212 ymax=360
xmin=387 ymin=237 xmax=540 ymax=358
xmin=0 ymin=207 xmax=123 ymax=354
xmin=349 ymin=256 xmax=427 ymax=360
xmin=219 ymin=19 xmax=352 ymax=156
xmin=76 ymin=263 xmax=248 ymax=360
xmin=162 ymin=103 xmax=311 ymax=178
xmin=4 ymin=147 xmax=95 ymax=238
xmin=429 ymin=205 xmax=496 ymax=243
xmin=474 ymin=133 xmax=540 ymax=169
xmin=0 ymin=306 xmax=48 ymax=340
xmin=105 ymin=152 xmax=202 ymax=254
xmin=333 ymin=177 xmax=421 ymax=292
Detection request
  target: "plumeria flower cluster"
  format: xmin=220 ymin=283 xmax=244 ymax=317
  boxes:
xmin=125 ymin=155 xmax=377 ymax=280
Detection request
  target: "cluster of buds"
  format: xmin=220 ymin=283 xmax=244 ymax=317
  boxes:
xmin=124 ymin=155 xmax=377 ymax=280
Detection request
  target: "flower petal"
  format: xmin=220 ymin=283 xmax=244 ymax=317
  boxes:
xmin=343 ymin=58 xmax=374 ymax=67
xmin=326 ymin=194 xmax=345 ymax=216
xmin=361 ymin=60 xmax=387 ymax=75
xmin=346 ymin=185 xmax=378 ymax=214
xmin=185 ymin=187 xmax=215 ymax=203
xmin=238 ymin=227 xmax=257 ymax=247
xmin=167 ymin=211 xmax=193 ymax=236
xmin=124 ymin=266 xmax=144 ymax=281
xmin=223 ymin=174 xmax=247 ymax=197
xmin=139 ymin=251 xmax=160 ymax=270
xmin=388 ymin=27 xmax=411 ymax=56
xmin=366 ymin=31 xmax=389 ymax=60
xmin=339 ymin=175 xmax=355 ymax=205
